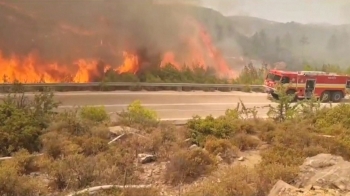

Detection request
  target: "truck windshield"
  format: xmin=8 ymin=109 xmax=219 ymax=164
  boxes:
xmin=266 ymin=73 xmax=281 ymax=81
xmin=281 ymin=76 xmax=290 ymax=84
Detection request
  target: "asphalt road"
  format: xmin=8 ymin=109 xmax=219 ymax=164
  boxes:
xmin=50 ymin=91 xmax=270 ymax=119
xmin=10 ymin=91 xmax=345 ymax=120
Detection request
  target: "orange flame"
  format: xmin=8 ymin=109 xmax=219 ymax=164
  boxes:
xmin=160 ymin=52 xmax=181 ymax=70
xmin=0 ymin=52 xmax=102 ymax=83
xmin=159 ymin=18 xmax=237 ymax=77
xmin=116 ymin=51 xmax=139 ymax=74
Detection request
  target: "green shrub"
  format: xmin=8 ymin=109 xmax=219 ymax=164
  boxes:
xmin=315 ymin=104 xmax=350 ymax=130
xmin=80 ymin=106 xmax=110 ymax=123
xmin=118 ymin=100 xmax=159 ymax=127
xmin=0 ymin=87 xmax=59 ymax=156
xmin=187 ymin=115 xmax=240 ymax=146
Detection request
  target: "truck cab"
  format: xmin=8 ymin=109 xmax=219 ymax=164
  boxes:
xmin=264 ymin=70 xmax=293 ymax=99
xmin=264 ymin=69 xmax=350 ymax=102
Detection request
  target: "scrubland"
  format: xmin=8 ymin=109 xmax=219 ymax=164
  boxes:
xmin=0 ymin=82 xmax=349 ymax=196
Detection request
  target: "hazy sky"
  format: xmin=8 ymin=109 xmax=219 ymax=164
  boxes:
xmin=199 ymin=0 xmax=350 ymax=25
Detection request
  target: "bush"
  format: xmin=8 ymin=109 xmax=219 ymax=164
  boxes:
xmin=118 ymin=100 xmax=159 ymax=127
xmin=7 ymin=149 xmax=40 ymax=175
xmin=46 ymin=154 xmax=98 ymax=190
xmin=164 ymin=149 xmax=216 ymax=185
xmin=0 ymin=163 xmax=46 ymax=195
xmin=50 ymin=109 xmax=90 ymax=136
xmin=184 ymin=165 xmax=258 ymax=196
xmin=315 ymin=104 xmax=350 ymax=130
xmin=80 ymin=106 xmax=110 ymax=123
xmin=204 ymin=136 xmax=239 ymax=163
xmin=232 ymin=133 xmax=260 ymax=151
xmin=0 ymin=149 xmax=47 ymax=195
xmin=41 ymin=131 xmax=82 ymax=159
xmin=0 ymin=86 xmax=59 ymax=156
xmin=187 ymin=115 xmax=240 ymax=146
xmin=255 ymin=163 xmax=299 ymax=195
xmin=42 ymin=110 xmax=112 ymax=159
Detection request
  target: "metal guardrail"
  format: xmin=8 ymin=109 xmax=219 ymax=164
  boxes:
xmin=0 ymin=82 xmax=263 ymax=88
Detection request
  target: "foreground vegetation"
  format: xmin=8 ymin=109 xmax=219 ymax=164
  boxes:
xmin=1 ymin=83 xmax=350 ymax=195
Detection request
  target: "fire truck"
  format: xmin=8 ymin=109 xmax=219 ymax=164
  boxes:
xmin=264 ymin=69 xmax=350 ymax=102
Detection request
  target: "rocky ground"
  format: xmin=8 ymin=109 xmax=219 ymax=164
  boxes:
xmin=269 ymin=154 xmax=350 ymax=196
xmin=109 ymin=125 xmax=350 ymax=196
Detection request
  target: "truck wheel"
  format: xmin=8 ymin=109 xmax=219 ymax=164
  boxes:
xmin=320 ymin=91 xmax=331 ymax=102
xmin=331 ymin=91 xmax=343 ymax=103
xmin=286 ymin=90 xmax=297 ymax=102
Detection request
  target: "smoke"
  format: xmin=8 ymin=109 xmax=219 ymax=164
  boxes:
xmin=198 ymin=0 xmax=238 ymax=15
xmin=0 ymin=0 xmax=214 ymax=68
xmin=341 ymin=2 xmax=350 ymax=24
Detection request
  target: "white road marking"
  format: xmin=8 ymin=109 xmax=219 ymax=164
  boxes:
xmin=57 ymin=102 xmax=344 ymax=108
xmin=57 ymin=102 xmax=273 ymax=108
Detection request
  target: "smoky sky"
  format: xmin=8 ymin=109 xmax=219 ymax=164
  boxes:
xmin=0 ymin=0 xmax=201 ymax=67
xmin=199 ymin=0 xmax=350 ymax=25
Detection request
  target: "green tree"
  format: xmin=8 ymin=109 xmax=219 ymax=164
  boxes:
xmin=303 ymin=64 xmax=314 ymax=71
xmin=274 ymin=36 xmax=282 ymax=59
xmin=299 ymin=34 xmax=309 ymax=60
xmin=326 ymin=33 xmax=339 ymax=55
xmin=259 ymin=30 xmax=268 ymax=49
xmin=267 ymin=84 xmax=300 ymax=122
xmin=282 ymin=32 xmax=293 ymax=48
xmin=251 ymin=32 xmax=262 ymax=57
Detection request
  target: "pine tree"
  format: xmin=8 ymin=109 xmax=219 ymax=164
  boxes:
xmin=282 ymin=32 xmax=293 ymax=48
xmin=326 ymin=33 xmax=338 ymax=52
xmin=299 ymin=34 xmax=309 ymax=60
xmin=274 ymin=36 xmax=282 ymax=60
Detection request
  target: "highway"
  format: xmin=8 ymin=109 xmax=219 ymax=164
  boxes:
xmin=51 ymin=91 xmax=270 ymax=119
xmin=45 ymin=91 xmax=344 ymax=120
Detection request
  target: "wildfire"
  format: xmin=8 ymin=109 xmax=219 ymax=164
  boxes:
xmin=159 ymin=18 xmax=238 ymax=78
xmin=160 ymin=52 xmax=182 ymax=70
xmin=0 ymin=14 xmax=238 ymax=83
xmin=0 ymin=51 xmax=144 ymax=83
xmin=116 ymin=52 xmax=139 ymax=74
xmin=0 ymin=52 xmax=102 ymax=83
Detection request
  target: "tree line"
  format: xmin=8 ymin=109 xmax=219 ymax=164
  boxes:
xmin=240 ymin=28 xmax=350 ymax=70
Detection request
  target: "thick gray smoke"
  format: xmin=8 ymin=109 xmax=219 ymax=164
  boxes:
xmin=0 ymin=0 xmax=206 ymax=67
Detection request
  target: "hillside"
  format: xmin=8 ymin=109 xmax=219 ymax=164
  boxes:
xmin=229 ymin=15 xmax=350 ymax=70
xmin=228 ymin=15 xmax=280 ymax=36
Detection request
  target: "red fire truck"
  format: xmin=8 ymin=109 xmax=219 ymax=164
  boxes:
xmin=264 ymin=69 xmax=350 ymax=102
